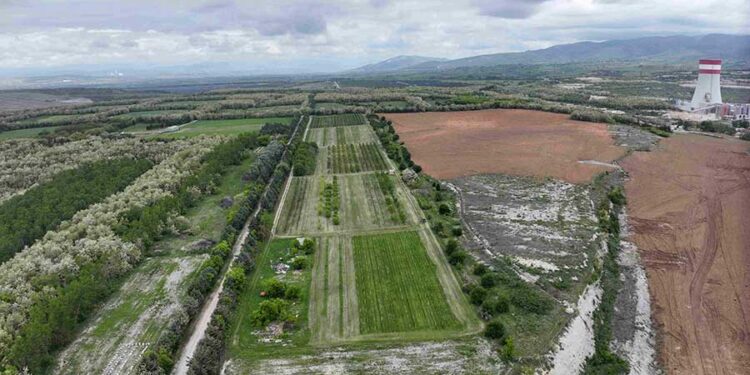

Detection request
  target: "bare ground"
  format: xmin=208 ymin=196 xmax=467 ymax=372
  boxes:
xmin=385 ymin=109 xmax=626 ymax=184
xmin=620 ymin=134 xmax=750 ymax=374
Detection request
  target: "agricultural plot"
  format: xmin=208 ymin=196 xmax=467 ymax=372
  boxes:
xmin=310 ymin=113 xmax=366 ymax=128
xmin=308 ymin=235 xmax=359 ymax=344
xmin=275 ymin=174 xmax=413 ymax=236
xmin=0 ymin=125 xmax=62 ymax=140
xmin=352 ymin=231 xmax=460 ymax=334
xmin=305 ymin=125 xmax=377 ymax=147
xmin=327 ymin=143 xmax=389 ymax=174
xmin=228 ymin=238 xmax=314 ymax=360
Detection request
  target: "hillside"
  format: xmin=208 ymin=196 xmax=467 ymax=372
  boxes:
xmin=348 ymin=55 xmax=447 ymax=74
xmin=357 ymin=34 xmax=750 ymax=74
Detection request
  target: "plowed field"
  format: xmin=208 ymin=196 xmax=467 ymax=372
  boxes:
xmin=385 ymin=109 xmax=626 ymax=183
xmin=620 ymin=134 xmax=750 ymax=374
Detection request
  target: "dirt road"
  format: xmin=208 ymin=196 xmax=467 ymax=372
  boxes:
xmin=620 ymin=134 xmax=750 ymax=374
xmin=173 ymin=116 xmax=306 ymax=375
xmin=384 ymin=109 xmax=625 ymax=184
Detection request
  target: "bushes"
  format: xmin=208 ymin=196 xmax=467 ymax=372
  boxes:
xmin=583 ymin=187 xmax=630 ymax=374
xmin=509 ymin=286 xmax=554 ymax=315
xmin=484 ymin=319 xmax=506 ymax=340
xmin=251 ymin=299 xmax=292 ymax=327
xmin=698 ymin=120 xmax=735 ymax=135
xmin=291 ymin=141 xmax=318 ymax=176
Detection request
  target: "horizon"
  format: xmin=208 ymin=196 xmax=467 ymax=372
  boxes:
xmin=1 ymin=0 xmax=748 ymax=78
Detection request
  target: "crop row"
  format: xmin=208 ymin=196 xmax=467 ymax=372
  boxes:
xmin=327 ymin=143 xmax=388 ymax=174
xmin=352 ymin=231 xmax=459 ymax=334
xmin=318 ymin=176 xmax=341 ymax=225
xmin=310 ymin=113 xmax=366 ymax=128
xmin=374 ymin=172 xmax=407 ymax=224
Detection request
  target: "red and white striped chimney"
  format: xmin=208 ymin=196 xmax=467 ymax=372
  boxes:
xmin=691 ymin=59 xmax=722 ymax=109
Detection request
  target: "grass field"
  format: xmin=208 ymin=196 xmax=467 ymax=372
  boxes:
xmin=150 ymin=117 xmax=291 ymax=138
xmin=310 ymin=113 xmax=366 ymax=128
xmin=305 ymin=125 xmax=377 ymax=147
xmin=0 ymin=125 xmax=62 ymax=140
xmin=229 ymin=238 xmax=314 ymax=360
xmin=327 ymin=143 xmax=389 ymax=174
xmin=353 ymin=231 xmax=460 ymax=334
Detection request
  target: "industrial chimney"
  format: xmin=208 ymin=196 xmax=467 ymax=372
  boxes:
xmin=690 ymin=59 xmax=722 ymax=110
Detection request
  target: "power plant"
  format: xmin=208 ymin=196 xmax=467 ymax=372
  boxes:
xmin=690 ymin=59 xmax=722 ymax=110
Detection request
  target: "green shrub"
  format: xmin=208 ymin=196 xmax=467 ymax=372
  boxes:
xmin=451 ymin=226 xmax=463 ymax=236
xmin=469 ymin=286 xmax=488 ymax=305
xmin=484 ymin=319 xmax=506 ymax=340
xmin=251 ymin=299 xmax=291 ymax=327
xmin=291 ymin=256 xmax=308 ymax=270
xmin=480 ymin=273 xmax=497 ymax=288
xmin=607 ymin=187 xmax=626 ymax=206
xmin=284 ymin=285 xmax=302 ymax=300
xmin=448 ymin=251 xmax=467 ymax=266
xmin=473 ymin=263 xmax=489 ymax=276
xmin=261 ymin=278 xmax=287 ymax=298
xmin=438 ymin=203 xmax=452 ymax=215
xmin=509 ymin=286 xmax=554 ymax=314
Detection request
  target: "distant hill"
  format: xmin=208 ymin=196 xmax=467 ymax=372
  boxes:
xmin=349 ymin=55 xmax=447 ymax=74
xmin=356 ymin=34 xmax=750 ymax=74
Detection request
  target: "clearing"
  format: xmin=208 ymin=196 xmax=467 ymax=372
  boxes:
xmin=620 ymin=134 xmax=750 ymax=374
xmin=385 ymin=109 xmax=626 ymax=184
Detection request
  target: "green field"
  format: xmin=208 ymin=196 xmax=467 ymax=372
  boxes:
xmin=327 ymin=143 xmax=389 ymax=174
xmin=0 ymin=125 xmax=62 ymax=140
xmin=229 ymin=238 xmax=314 ymax=360
xmin=151 ymin=117 xmax=291 ymax=138
xmin=310 ymin=113 xmax=366 ymax=128
xmin=352 ymin=231 xmax=460 ymax=334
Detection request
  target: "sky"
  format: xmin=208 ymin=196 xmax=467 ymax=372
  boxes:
xmin=0 ymin=0 xmax=748 ymax=75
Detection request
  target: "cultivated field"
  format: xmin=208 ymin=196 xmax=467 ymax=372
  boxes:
xmin=385 ymin=109 xmax=626 ymax=183
xmin=275 ymin=173 xmax=414 ymax=236
xmin=310 ymin=113 xmax=366 ymax=128
xmin=228 ymin=114 xmax=479 ymax=372
xmin=353 ymin=231 xmax=460 ymax=334
xmin=305 ymin=125 xmax=377 ymax=147
xmin=620 ymin=134 xmax=750 ymax=374
xmin=326 ymin=143 xmax=390 ymax=174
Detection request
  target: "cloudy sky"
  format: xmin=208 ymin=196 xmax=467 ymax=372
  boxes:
xmin=0 ymin=0 xmax=748 ymax=74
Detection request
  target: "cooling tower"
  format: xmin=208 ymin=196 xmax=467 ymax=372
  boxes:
xmin=690 ymin=59 xmax=722 ymax=110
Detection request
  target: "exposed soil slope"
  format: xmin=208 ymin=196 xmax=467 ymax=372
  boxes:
xmin=385 ymin=109 xmax=626 ymax=184
xmin=620 ymin=134 xmax=750 ymax=374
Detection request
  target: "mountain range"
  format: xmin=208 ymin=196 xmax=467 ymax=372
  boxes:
xmin=351 ymin=34 xmax=750 ymax=74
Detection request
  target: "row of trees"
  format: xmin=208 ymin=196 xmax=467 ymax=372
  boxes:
xmin=0 ymin=137 xmax=222 ymax=373
xmin=186 ymin=124 xmax=302 ymax=375
xmin=0 ymin=136 xmax=186 ymax=203
xmin=136 ymin=133 xmax=289 ymax=374
xmin=0 ymin=158 xmax=153 ymax=264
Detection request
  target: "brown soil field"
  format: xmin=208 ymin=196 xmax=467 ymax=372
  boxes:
xmin=384 ymin=109 xmax=626 ymax=184
xmin=620 ymin=134 xmax=750 ymax=374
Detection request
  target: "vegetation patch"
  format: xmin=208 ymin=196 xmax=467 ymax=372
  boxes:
xmin=310 ymin=114 xmax=366 ymax=128
xmin=352 ymin=231 xmax=459 ymax=334
xmin=0 ymin=158 xmax=152 ymax=264
xmin=327 ymin=143 xmax=389 ymax=174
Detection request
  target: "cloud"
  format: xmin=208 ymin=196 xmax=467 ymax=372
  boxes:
xmin=472 ymin=0 xmax=550 ymax=19
xmin=0 ymin=0 xmax=747 ymax=73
